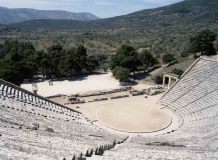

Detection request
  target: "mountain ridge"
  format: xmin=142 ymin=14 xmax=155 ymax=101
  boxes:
xmin=0 ymin=6 xmax=99 ymax=24
xmin=7 ymin=0 xmax=218 ymax=31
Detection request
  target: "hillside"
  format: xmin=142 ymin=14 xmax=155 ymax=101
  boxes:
xmin=9 ymin=0 xmax=218 ymax=30
xmin=1 ymin=0 xmax=218 ymax=56
xmin=0 ymin=6 xmax=99 ymax=24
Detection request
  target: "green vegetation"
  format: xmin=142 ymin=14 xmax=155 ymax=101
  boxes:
xmin=172 ymin=68 xmax=184 ymax=76
xmin=110 ymin=44 xmax=139 ymax=81
xmin=112 ymin=67 xmax=130 ymax=82
xmin=154 ymin=75 xmax=163 ymax=84
xmin=85 ymin=150 xmax=90 ymax=157
xmin=78 ymin=153 xmax=86 ymax=160
xmin=111 ymin=44 xmax=158 ymax=82
xmin=0 ymin=0 xmax=217 ymax=58
xmin=89 ymin=149 xmax=93 ymax=157
xmin=162 ymin=54 xmax=176 ymax=64
xmin=97 ymin=147 xmax=104 ymax=156
xmin=138 ymin=50 xmax=158 ymax=72
xmin=0 ymin=41 xmax=100 ymax=85
xmin=111 ymin=45 xmax=140 ymax=72
xmin=0 ymin=27 xmax=216 ymax=85
xmin=189 ymin=30 xmax=217 ymax=56
xmin=0 ymin=41 xmax=38 ymax=85
xmin=72 ymin=155 xmax=76 ymax=160
xmin=95 ymin=147 xmax=98 ymax=155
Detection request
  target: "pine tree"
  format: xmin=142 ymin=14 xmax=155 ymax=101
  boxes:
xmin=72 ymin=155 xmax=76 ymax=160
xmin=95 ymin=147 xmax=98 ymax=155
xmin=85 ymin=150 xmax=90 ymax=157
xmin=98 ymin=147 xmax=104 ymax=156
xmin=113 ymin=140 xmax=116 ymax=147
xmin=90 ymin=148 xmax=93 ymax=156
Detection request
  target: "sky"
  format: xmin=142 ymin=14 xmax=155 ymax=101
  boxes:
xmin=0 ymin=0 xmax=183 ymax=18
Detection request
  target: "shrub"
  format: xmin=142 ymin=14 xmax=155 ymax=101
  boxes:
xmin=112 ymin=67 xmax=130 ymax=82
xmin=72 ymin=155 xmax=76 ymax=160
xmin=95 ymin=147 xmax=98 ymax=155
xmin=90 ymin=149 xmax=93 ymax=157
xmin=113 ymin=140 xmax=116 ymax=147
xmin=138 ymin=50 xmax=158 ymax=71
xmin=85 ymin=150 xmax=90 ymax=157
xmin=188 ymin=30 xmax=217 ymax=55
xmin=162 ymin=54 xmax=176 ymax=64
xmin=77 ymin=153 xmax=86 ymax=160
xmin=172 ymin=68 xmax=184 ymax=76
xmin=98 ymin=147 xmax=104 ymax=155
xmin=154 ymin=75 xmax=163 ymax=84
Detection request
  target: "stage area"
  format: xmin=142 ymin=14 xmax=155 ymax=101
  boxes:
xmin=77 ymin=96 xmax=172 ymax=133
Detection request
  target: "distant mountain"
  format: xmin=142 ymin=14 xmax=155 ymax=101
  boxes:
xmin=0 ymin=6 xmax=99 ymax=24
xmin=9 ymin=0 xmax=218 ymax=31
xmin=0 ymin=24 xmax=6 ymax=31
xmin=2 ymin=0 xmax=218 ymax=56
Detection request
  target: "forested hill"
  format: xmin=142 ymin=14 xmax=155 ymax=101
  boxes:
xmin=8 ymin=0 xmax=218 ymax=31
xmin=1 ymin=0 xmax=218 ymax=57
xmin=0 ymin=6 xmax=99 ymax=25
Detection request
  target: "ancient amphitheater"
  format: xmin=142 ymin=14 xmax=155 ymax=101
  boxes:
xmin=0 ymin=57 xmax=218 ymax=160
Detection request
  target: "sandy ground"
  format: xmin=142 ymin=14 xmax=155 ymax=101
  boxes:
xmin=21 ymin=73 xmax=121 ymax=97
xmin=74 ymin=94 xmax=172 ymax=133
xmin=21 ymin=72 xmax=158 ymax=97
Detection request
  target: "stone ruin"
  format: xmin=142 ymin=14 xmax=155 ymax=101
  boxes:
xmin=1 ymin=57 xmax=218 ymax=159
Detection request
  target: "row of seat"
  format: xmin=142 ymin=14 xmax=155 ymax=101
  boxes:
xmin=90 ymin=58 xmax=218 ymax=160
xmin=0 ymin=79 xmax=125 ymax=160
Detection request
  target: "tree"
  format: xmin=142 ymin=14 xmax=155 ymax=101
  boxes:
xmin=113 ymin=140 xmax=116 ymax=147
xmin=0 ymin=41 xmax=38 ymax=85
xmin=80 ymin=153 xmax=83 ymax=158
xmin=47 ymin=44 xmax=63 ymax=78
xmin=90 ymin=149 xmax=93 ymax=157
xmin=189 ymin=30 xmax=217 ymax=55
xmin=0 ymin=41 xmax=100 ymax=84
xmin=112 ymin=67 xmax=130 ymax=82
xmin=100 ymin=148 xmax=104 ymax=155
xmin=138 ymin=50 xmax=158 ymax=72
xmin=38 ymin=51 xmax=53 ymax=79
xmin=154 ymin=75 xmax=163 ymax=84
xmin=74 ymin=45 xmax=88 ymax=73
xmin=85 ymin=150 xmax=90 ymax=157
xmin=95 ymin=147 xmax=98 ymax=155
xmin=94 ymin=54 xmax=110 ymax=72
xmin=162 ymin=53 xmax=176 ymax=64
xmin=97 ymin=146 xmax=104 ymax=156
xmin=111 ymin=44 xmax=140 ymax=80
xmin=111 ymin=44 xmax=140 ymax=72
xmin=72 ymin=155 xmax=76 ymax=160
xmin=86 ymin=56 xmax=99 ymax=72
xmin=58 ymin=48 xmax=76 ymax=77
xmin=94 ymin=54 xmax=108 ymax=68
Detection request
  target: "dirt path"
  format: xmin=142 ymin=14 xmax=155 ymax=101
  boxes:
xmin=149 ymin=64 xmax=168 ymax=75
